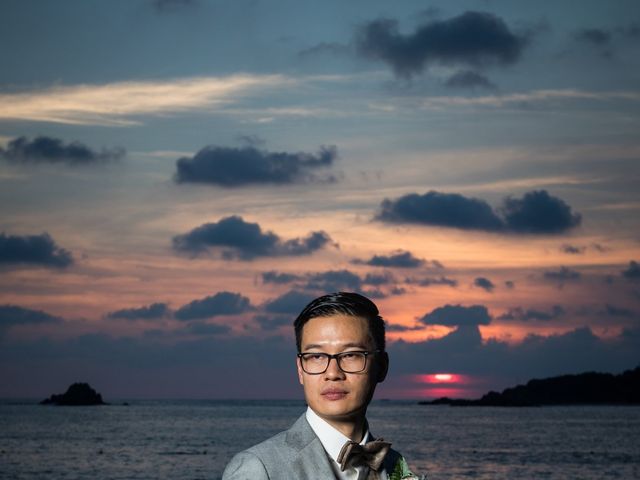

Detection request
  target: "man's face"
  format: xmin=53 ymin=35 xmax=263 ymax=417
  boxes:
xmin=296 ymin=314 xmax=388 ymax=426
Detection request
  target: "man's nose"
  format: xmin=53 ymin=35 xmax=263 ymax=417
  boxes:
xmin=324 ymin=356 xmax=346 ymax=379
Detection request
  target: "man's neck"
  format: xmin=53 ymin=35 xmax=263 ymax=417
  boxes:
xmin=320 ymin=412 xmax=367 ymax=442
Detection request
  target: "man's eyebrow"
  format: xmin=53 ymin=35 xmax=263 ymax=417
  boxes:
xmin=302 ymin=342 xmax=370 ymax=350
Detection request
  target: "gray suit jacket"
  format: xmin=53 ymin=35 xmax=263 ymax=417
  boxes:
xmin=221 ymin=413 xmax=403 ymax=480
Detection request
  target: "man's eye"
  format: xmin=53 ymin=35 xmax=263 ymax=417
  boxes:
xmin=341 ymin=353 xmax=357 ymax=359
xmin=308 ymin=354 xmax=325 ymax=361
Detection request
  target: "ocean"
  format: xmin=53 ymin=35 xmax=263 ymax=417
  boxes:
xmin=1 ymin=400 xmax=639 ymax=479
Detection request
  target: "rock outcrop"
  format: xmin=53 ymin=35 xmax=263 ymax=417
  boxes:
xmin=40 ymin=382 xmax=107 ymax=406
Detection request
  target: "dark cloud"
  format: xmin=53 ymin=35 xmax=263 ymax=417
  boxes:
xmin=499 ymin=190 xmax=582 ymax=234
xmin=304 ymin=270 xmax=363 ymax=292
xmin=174 ymin=145 xmax=337 ymax=187
xmin=261 ymin=271 xmax=302 ymax=285
xmin=377 ymin=191 xmax=503 ymax=231
xmin=561 ymin=244 xmax=586 ymax=255
xmin=498 ymin=305 xmax=565 ymax=322
xmin=0 ymin=304 xmax=61 ymax=329
xmin=622 ymin=261 xmax=640 ymax=281
xmin=174 ymin=292 xmax=252 ymax=321
xmin=389 ymin=325 xmax=640 ymax=383
xmin=505 ymin=280 xmax=515 ymax=289
xmin=253 ymin=314 xmax=291 ymax=331
xmin=406 ymin=276 xmax=458 ymax=287
xmin=386 ymin=323 xmax=424 ymax=332
xmin=445 ymin=70 xmax=495 ymax=89
xmin=604 ymin=304 xmax=635 ymax=318
xmin=377 ymin=190 xmax=581 ymax=234
xmin=264 ymin=290 xmax=316 ymax=315
xmin=0 ymin=232 xmax=73 ymax=268
xmin=355 ymin=11 xmax=527 ymax=78
xmin=0 ymin=136 xmax=124 ymax=165
xmin=172 ymin=216 xmax=333 ymax=260
xmin=354 ymin=250 xmax=425 ymax=268
xmin=263 ymin=269 xmax=404 ymax=300
xmin=574 ymin=28 xmax=612 ymax=46
xmin=107 ymin=303 xmax=170 ymax=321
xmin=419 ymin=304 xmax=491 ymax=327
xmin=543 ymin=266 xmax=582 ymax=284
xmin=363 ymin=271 xmax=396 ymax=286
xmin=474 ymin=277 xmax=495 ymax=292
xmin=186 ymin=322 xmax=230 ymax=336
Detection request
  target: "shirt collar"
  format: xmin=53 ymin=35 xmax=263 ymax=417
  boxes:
xmin=305 ymin=406 xmax=372 ymax=463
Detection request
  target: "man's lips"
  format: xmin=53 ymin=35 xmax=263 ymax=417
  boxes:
xmin=321 ymin=389 xmax=348 ymax=400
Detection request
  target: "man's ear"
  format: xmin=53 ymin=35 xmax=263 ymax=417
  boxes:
xmin=296 ymin=356 xmax=305 ymax=386
xmin=376 ymin=351 xmax=389 ymax=383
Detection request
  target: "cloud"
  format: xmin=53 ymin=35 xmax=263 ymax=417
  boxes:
xmin=386 ymin=323 xmax=424 ymax=332
xmin=106 ymin=303 xmax=170 ymax=321
xmin=172 ymin=216 xmax=334 ymax=260
xmin=263 ymin=269 xmax=404 ymax=300
xmin=499 ymin=190 xmax=582 ymax=234
xmin=0 ymin=305 xmax=61 ymax=329
xmin=355 ymin=11 xmax=527 ymax=78
xmin=261 ymin=271 xmax=302 ymax=285
xmin=174 ymin=292 xmax=252 ymax=320
xmin=390 ymin=325 xmax=640 ymax=383
xmin=377 ymin=191 xmax=503 ymax=231
xmin=0 ymin=136 xmax=124 ymax=166
xmin=303 ymin=270 xmax=364 ymax=292
xmin=253 ymin=314 xmax=291 ymax=331
xmin=505 ymin=280 xmax=515 ymax=289
xmin=497 ymin=305 xmax=565 ymax=321
xmin=377 ymin=190 xmax=581 ymax=234
xmin=604 ymin=304 xmax=635 ymax=318
xmin=406 ymin=276 xmax=458 ymax=287
xmin=622 ymin=261 xmax=640 ymax=282
xmin=574 ymin=28 xmax=612 ymax=46
xmin=174 ymin=145 xmax=338 ymax=187
xmin=363 ymin=271 xmax=396 ymax=286
xmin=0 ymin=232 xmax=73 ymax=268
xmin=419 ymin=304 xmax=491 ymax=327
xmin=420 ymin=89 xmax=640 ymax=110
xmin=0 ymin=74 xmax=289 ymax=126
xmin=353 ymin=250 xmax=426 ymax=268
xmin=543 ymin=267 xmax=582 ymax=284
xmin=185 ymin=322 xmax=230 ymax=336
xmin=561 ymin=244 xmax=586 ymax=254
xmin=474 ymin=277 xmax=495 ymax=292
xmin=445 ymin=70 xmax=495 ymax=89
xmin=263 ymin=290 xmax=317 ymax=315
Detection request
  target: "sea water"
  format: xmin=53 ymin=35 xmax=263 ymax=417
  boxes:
xmin=1 ymin=400 xmax=639 ymax=479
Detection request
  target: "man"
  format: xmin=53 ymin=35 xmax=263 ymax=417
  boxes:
xmin=222 ymin=291 xmax=421 ymax=480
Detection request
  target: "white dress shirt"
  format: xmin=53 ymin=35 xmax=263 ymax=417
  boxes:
xmin=305 ymin=407 xmax=389 ymax=480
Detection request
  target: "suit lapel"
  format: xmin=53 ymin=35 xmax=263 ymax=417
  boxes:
xmin=286 ymin=414 xmax=337 ymax=479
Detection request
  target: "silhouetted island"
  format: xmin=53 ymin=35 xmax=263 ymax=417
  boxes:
xmin=40 ymin=382 xmax=107 ymax=406
xmin=420 ymin=366 xmax=640 ymax=407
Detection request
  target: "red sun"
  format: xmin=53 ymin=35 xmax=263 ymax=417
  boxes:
xmin=417 ymin=373 xmax=461 ymax=384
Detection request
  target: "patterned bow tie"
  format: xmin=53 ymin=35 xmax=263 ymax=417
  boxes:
xmin=337 ymin=438 xmax=391 ymax=479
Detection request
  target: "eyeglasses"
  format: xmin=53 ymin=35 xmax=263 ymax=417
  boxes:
xmin=297 ymin=350 xmax=380 ymax=374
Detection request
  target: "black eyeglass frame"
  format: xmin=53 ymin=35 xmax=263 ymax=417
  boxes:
xmin=296 ymin=350 xmax=381 ymax=374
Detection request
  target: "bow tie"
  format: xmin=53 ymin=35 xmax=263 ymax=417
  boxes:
xmin=337 ymin=438 xmax=391 ymax=479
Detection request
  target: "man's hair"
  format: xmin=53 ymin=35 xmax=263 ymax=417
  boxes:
xmin=294 ymin=291 xmax=386 ymax=352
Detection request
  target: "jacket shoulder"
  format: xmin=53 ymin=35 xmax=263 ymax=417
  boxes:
xmin=221 ymin=450 xmax=269 ymax=480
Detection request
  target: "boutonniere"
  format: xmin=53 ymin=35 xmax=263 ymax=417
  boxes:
xmin=389 ymin=456 xmax=426 ymax=480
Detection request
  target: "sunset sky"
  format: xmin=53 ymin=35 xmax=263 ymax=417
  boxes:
xmin=1 ymin=0 xmax=639 ymax=400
